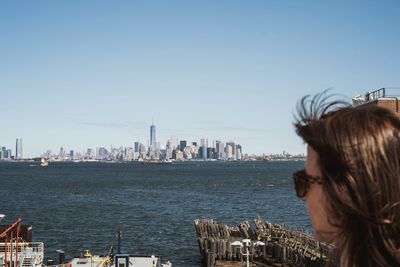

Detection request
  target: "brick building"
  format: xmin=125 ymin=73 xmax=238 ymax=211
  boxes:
xmin=353 ymin=88 xmax=400 ymax=115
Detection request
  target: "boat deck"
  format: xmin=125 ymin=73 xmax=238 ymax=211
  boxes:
xmin=69 ymin=255 xmax=160 ymax=267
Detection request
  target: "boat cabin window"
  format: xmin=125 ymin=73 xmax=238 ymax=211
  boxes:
xmin=118 ymin=258 xmax=126 ymax=267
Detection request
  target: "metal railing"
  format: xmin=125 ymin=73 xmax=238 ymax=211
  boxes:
xmin=353 ymin=87 xmax=400 ymax=106
xmin=353 ymin=88 xmax=385 ymax=105
xmin=367 ymin=88 xmax=385 ymax=100
xmin=0 ymin=242 xmax=44 ymax=267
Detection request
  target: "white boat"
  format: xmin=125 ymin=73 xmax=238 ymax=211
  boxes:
xmin=40 ymin=158 xmax=48 ymax=167
xmin=67 ymin=251 xmax=172 ymax=267
xmin=66 ymin=231 xmax=172 ymax=267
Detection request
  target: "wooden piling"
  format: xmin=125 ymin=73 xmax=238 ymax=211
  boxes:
xmin=194 ymin=218 xmax=338 ymax=267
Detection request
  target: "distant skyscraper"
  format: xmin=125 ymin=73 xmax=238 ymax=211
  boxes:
xmin=216 ymin=140 xmax=225 ymax=159
xmin=134 ymin=142 xmax=140 ymax=153
xmin=207 ymin=147 xmax=214 ymax=159
xmin=150 ymin=124 xmax=156 ymax=147
xmin=98 ymin=147 xmax=108 ymax=159
xmin=86 ymin=148 xmax=93 ymax=159
xmin=237 ymin=145 xmax=243 ymax=158
xmin=165 ymin=139 xmax=173 ymax=159
xmin=200 ymin=138 xmax=208 ymax=159
xmin=179 ymin=140 xmax=187 ymax=152
xmin=226 ymin=141 xmax=236 ymax=157
xmin=149 ymin=123 xmax=158 ymax=159
xmin=59 ymin=147 xmax=65 ymax=157
xmin=139 ymin=143 xmax=146 ymax=154
xmin=225 ymin=144 xmax=233 ymax=159
xmin=15 ymin=138 xmax=22 ymax=159
xmin=236 ymin=145 xmax=242 ymax=160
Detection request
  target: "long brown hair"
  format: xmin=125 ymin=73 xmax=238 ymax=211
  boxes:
xmin=294 ymin=92 xmax=400 ymax=266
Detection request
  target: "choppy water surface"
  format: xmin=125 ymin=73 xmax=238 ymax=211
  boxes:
xmin=0 ymin=161 xmax=309 ymax=266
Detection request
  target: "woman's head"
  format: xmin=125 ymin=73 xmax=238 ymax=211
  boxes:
xmin=294 ymin=92 xmax=400 ymax=266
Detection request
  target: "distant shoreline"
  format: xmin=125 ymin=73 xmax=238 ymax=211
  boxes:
xmin=0 ymin=158 xmax=306 ymax=164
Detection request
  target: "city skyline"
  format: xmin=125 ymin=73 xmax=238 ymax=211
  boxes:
xmin=0 ymin=124 xmax=303 ymax=159
xmin=0 ymin=122 xmax=249 ymax=159
xmin=1 ymin=1 xmax=399 ymax=157
xmin=1 ymin=122 xmax=258 ymax=161
xmin=1 ymin=120 xmax=307 ymax=161
xmin=0 ymin=120 xmax=302 ymax=159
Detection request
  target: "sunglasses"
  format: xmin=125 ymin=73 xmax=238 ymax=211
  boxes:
xmin=292 ymin=169 xmax=323 ymax=198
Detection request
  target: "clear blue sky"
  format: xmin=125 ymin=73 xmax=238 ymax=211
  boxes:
xmin=1 ymin=0 xmax=399 ymax=157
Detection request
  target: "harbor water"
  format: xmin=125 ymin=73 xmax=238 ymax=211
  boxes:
xmin=0 ymin=161 xmax=310 ymax=266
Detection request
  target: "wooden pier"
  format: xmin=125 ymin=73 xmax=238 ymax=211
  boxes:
xmin=194 ymin=218 xmax=338 ymax=267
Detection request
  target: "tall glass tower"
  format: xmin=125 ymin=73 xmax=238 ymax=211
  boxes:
xmin=150 ymin=124 xmax=156 ymax=147
xmin=149 ymin=123 xmax=157 ymax=159
xmin=200 ymin=138 xmax=208 ymax=159
xmin=15 ymin=138 xmax=22 ymax=159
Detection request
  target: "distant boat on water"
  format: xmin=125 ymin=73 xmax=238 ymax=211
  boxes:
xmin=29 ymin=158 xmax=49 ymax=167
xmin=40 ymin=158 xmax=48 ymax=167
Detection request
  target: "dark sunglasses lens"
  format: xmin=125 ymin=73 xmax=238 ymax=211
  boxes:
xmin=293 ymin=171 xmax=308 ymax=198
xmin=295 ymin=178 xmax=307 ymax=198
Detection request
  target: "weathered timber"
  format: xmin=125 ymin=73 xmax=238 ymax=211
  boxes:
xmin=194 ymin=218 xmax=339 ymax=267
xmin=215 ymin=260 xmax=256 ymax=267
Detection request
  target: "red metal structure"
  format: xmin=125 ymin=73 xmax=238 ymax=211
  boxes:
xmin=0 ymin=218 xmax=21 ymax=267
